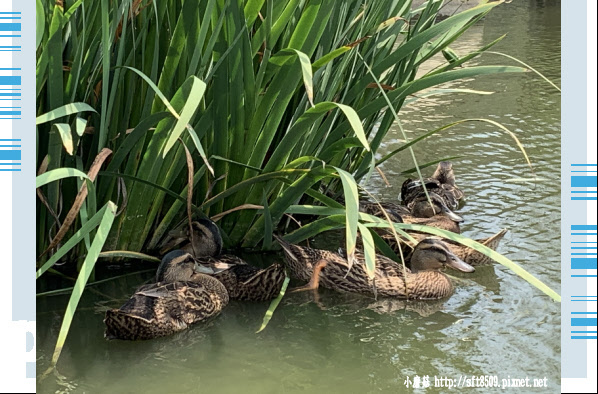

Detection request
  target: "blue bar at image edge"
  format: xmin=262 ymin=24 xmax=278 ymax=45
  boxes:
xmin=571 ymin=318 xmax=598 ymax=327
xmin=0 ymin=23 xmax=20 ymax=31
xmin=571 ymin=176 xmax=598 ymax=187
xmin=571 ymin=225 xmax=598 ymax=230
xmin=571 ymin=258 xmax=598 ymax=270
xmin=0 ymin=76 xmax=21 ymax=85
xmin=0 ymin=111 xmax=20 ymax=115
xmin=0 ymin=150 xmax=20 ymax=160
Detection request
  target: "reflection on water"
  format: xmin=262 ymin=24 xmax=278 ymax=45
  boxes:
xmin=37 ymin=2 xmax=561 ymax=393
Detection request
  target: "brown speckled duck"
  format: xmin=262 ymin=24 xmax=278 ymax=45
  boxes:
xmin=166 ymin=219 xmax=286 ymax=301
xmin=159 ymin=219 xmax=223 ymax=257
xmin=275 ymin=235 xmax=474 ymax=300
xmin=194 ymin=255 xmax=285 ymax=301
xmin=104 ymin=250 xmax=229 ymax=340
xmin=407 ymin=229 xmax=509 ymax=267
xmin=378 ymin=229 xmax=509 ymax=267
xmin=401 ymin=161 xmax=464 ymax=210
xmin=359 ymin=193 xmax=463 ymax=233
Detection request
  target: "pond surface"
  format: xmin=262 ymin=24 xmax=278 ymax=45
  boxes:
xmin=37 ymin=2 xmax=561 ymax=393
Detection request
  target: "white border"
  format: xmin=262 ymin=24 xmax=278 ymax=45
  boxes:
xmin=0 ymin=1 xmax=35 ymax=392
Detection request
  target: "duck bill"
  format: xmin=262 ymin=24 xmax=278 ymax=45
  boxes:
xmin=441 ymin=206 xmax=464 ymax=223
xmin=193 ymin=262 xmax=216 ymax=275
xmin=446 ymin=254 xmax=475 ymax=273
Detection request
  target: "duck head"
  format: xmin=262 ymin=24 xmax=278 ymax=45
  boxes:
xmin=410 ymin=238 xmax=474 ymax=273
xmin=410 ymin=194 xmax=463 ymax=222
xmin=160 ymin=219 xmax=223 ymax=257
xmin=185 ymin=219 xmax=223 ymax=257
xmin=431 ymin=161 xmax=456 ymax=186
xmin=156 ymin=250 xmax=200 ymax=282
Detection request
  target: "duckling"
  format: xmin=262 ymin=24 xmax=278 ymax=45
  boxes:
xmin=401 ymin=161 xmax=464 ymax=210
xmin=166 ymin=218 xmax=286 ymax=301
xmin=158 ymin=219 xmax=222 ymax=257
xmin=359 ymin=193 xmax=463 ymax=233
xmin=104 ymin=250 xmax=229 ymax=340
xmin=274 ymin=235 xmax=474 ymax=300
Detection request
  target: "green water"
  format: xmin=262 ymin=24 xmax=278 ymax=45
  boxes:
xmin=37 ymin=2 xmax=561 ymax=392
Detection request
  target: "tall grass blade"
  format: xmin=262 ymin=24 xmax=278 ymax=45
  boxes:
xmin=35 ymin=103 xmax=96 ymax=125
xmin=357 ymin=223 xmax=376 ymax=279
xmin=36 ymin=168 xmax=90 ymax=188
xmin=256 ymin=276 xmax=290 ymax=333
xmin=48 ymin=201 xmax=117 ymax=367
xmin=335 ymin=167 xmax=359 ymax=269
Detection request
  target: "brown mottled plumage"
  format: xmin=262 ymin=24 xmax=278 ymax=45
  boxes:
xmin=104 ymin=251 xmax=229 ymax=340
xmin=401 ymin=161 xmax=464 ymax=210
xmin=275 ymin=236 xmax=474 ymax=300
xmin=426 ymin=229 xmax=508 ymax=266
xmin=162 ymin=218 xmax=286 ymax=301
xmin=359 ymin=193 xmax=463 ymax=234
xmin=195 ymin=255 xmax=286 ymax=301
xmin=158 ymin=219 xmax=223 ymax=257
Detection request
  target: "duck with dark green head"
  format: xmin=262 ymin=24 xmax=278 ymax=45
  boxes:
xmin=164 ymin=219 xmax=286 ymax=301
xmin=104 ymin=250 xmax=229 ymax=340
xmin=274 ymin=236 xmax=474 ymax=300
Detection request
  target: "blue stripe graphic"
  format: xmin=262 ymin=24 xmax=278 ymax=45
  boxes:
xmin=0 ymin=76 xmax=20 ymax=85
xmin=572 ymin=176 xmax=598 ymax=187
xmin=0 ymin=23 xmax=20 ymax=31
xmin=0 ymin=150 xmax=20 ymax=160
xmin=571 ymin=318 xmax=598 ymax=326
xmin=571 ymin=225 xmax=598 ymax=230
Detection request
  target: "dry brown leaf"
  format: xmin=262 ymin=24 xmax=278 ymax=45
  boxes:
xmin=38 ymin=148 xmax=113 ymax=259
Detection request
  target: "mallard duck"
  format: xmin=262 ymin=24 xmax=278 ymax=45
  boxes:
xmin=158 ymin=219 xmax=223 ymax=257
xmin=410 ymin=229 xmax=508 ymax=266
xmin=274 ymin=235 xmax=474 ymax=300
xmin=385 ymin=229 xmax=508 ymax=267
xmin=359 ymin=193 xmax=463 ymax=233
xmin=401 ymin=161 xmax=464 ymax=210
xmin=104 ymin=250 xmax=229 ymax=340
xmin=193 ymin=255 xmax=286 ymax=301
xmin=163 ymin=218 xmax=286 ymax=301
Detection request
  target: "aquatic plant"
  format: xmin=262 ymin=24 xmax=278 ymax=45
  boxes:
xmin=35 ymin=0 xmax=560 ymax=366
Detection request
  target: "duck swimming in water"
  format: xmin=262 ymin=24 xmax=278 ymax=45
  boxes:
xmin=275 ymin=235 xmax=474 ymax=300
xmin=163 ymin=219 xmax=286 ymax=301
xmin=104 ymin=250 xmax=229 ymax=340
xmin=401 ymin=161 xmax=464 ymax=210
xmin=359 ymin=193 xmax=463 ymax=233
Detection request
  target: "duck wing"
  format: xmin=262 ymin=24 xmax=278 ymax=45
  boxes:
xmin=104 ymin=281 xmax=226 ymax=340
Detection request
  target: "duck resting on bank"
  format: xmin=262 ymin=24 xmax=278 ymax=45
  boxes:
xmin=104 ymin=250 xmax=229 ymax=340
xmin=274 ymin=235 xmax=474 ymax=300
